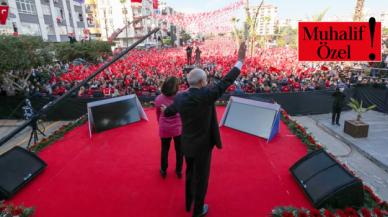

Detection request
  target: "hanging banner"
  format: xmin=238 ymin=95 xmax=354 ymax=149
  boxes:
xmin=0 ymin=6 xmax=9 ymax=25
xmin=153 ymin=0 xmax=158 ymax=10
xmin=298 ymin=18 xmax=382 ymax=62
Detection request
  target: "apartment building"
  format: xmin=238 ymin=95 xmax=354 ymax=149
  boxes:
xmin=380 ymin=11 xmax=388 ymax=28
xmin=249 ymin=5 xmax=277 ymax=36
xmin=91 ymin=0 xmax=170 ymax=48
xmin=0 ymin=0 xmax=90 ymax=42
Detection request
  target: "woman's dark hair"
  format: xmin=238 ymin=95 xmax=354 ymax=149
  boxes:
xmin=161 ymin=76 xmax=180 ymax=97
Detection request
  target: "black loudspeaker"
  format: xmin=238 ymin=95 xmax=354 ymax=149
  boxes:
xmin=0 ymin=147 xmax=47 ymax=200
xmin=183 ymin=67 xmax=195 ymax=73
xmin=248 ymin=95 xmax=274 ymax=103
xmin=289 ymin=149 xmax=364 ymax=208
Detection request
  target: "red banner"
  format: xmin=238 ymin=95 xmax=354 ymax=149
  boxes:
xmin=130 ymin=0 xmax=142 ymax=3
xmin=153 ymin=0 xmax=158 ymax=10
xmin=0 ymin=6 xmax=9 ymax=25
xmin=298 ymin=19 xmax=382 ymax=62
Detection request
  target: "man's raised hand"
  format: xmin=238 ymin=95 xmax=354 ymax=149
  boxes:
xmin=238 ymin=42 xmax=247 ymax=63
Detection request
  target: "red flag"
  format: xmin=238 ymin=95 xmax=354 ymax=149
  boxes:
xmin=321 ymin=65 xmax=329 ymax=71
xmin=50 ymin=72 xmax=59 ymax=86
xmin=0 ymin=6 xmax=9 ymax=25
xmin=153 ymin=0 xmax=158 ymax=9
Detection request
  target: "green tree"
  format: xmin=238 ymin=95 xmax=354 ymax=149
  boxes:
xmin=0 ymin=35 xmax=54 ymax=94
xmin=305 ymin=7 xmax=330 ymax=21
xmin=353 ymin=0 xmax=365 ymax=22
xmin=180 ymin=28 xmax=191 ymax=43
xmin=351 ymin=9 xmax=370 ymax=21
xmin=262 ymin=16 xmax=271 ymax=49
xmin=231 ymin=17 xmax=240 ymax=50
xmin=54 ymin=40 xmax=113 ymax=63
xmin=383 ymin=27 xmax=388 ymax=35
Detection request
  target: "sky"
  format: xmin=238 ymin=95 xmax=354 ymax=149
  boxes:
xmin=160 ymin=0 xmax=388 ymax=27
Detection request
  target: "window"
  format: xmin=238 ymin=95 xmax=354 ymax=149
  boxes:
xmin=68 ymin=26 xmax=74 ymax=34
xmin=109 ymin=8 xmax=112 ymax=15
xmin=78 ymin=28 xmax=85 ymax=36
xmin=54 ymin=7 xmax=64 ymax=19
xmin=109 ymin=18 xmax=113 ymax=26
xmin=58 ymin=25 xmax=67 ymax=35
xmin=123 ymin=19 xmax=129 ymax=25
xmin=74 ymin=12 xmax=83 ymax=22
xmin=0 ymin=19 xmax=15 ymax=35
xmin=68 ymin=10 xmax=72 ymax=18
xmin=45 ymin=25 xmax=55 ymax=35
xmin=16 ymin=0 xmax=37 ymax=14
xmin=20 ymin=23 xmax=41 ymax=36
xmin=42 ymin=5 xmax=51 ymax=15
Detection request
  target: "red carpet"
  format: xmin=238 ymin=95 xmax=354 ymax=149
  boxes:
xmin=7 ymin=107 xmax=313 ymax=216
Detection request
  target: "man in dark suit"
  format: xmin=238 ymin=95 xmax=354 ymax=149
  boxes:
xmin=332 ymin=87 xmax=346 ymax=126
xmin=161 ymin=42 xmax=246 ymax=217
xmin=186 ymin=45 xmax=193 ymax=65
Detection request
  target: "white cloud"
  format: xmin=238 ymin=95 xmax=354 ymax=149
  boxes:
xmin=176 ymin=7 xmax=200 ymax=14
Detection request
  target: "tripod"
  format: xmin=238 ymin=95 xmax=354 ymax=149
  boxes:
xmin=27 ymin=116 xmax=45 ymax=149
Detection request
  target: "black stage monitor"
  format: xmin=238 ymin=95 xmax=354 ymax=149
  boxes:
xmin=0 ymin=146 xmax=47 ymax=200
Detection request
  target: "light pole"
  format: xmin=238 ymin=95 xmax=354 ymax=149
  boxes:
xmin=151 ymin=23 xmax=159 ymax=48
xmin=120 ymin=0 xmax=128 ymax=47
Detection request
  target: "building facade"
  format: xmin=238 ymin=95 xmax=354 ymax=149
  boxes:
xmin=249 ymin=5 xmax=277 ymax=36
xmin=380 ymin=11 xmax=388 ymax=28
xmin=0 ymin=0 xmax=90 ymax=42
xmin=88 ymin=0 xmax=173 ymax=48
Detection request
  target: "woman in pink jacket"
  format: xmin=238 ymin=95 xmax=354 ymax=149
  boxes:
xmin=155 ymin=76 xmax=183 ymax=179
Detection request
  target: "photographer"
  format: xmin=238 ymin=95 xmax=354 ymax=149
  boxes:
xmin=332 ymin=87 xmax=346 ymax=126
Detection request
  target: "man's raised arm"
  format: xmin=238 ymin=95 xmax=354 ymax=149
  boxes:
xmin=205 ymin=42 xmax=246 ymax=104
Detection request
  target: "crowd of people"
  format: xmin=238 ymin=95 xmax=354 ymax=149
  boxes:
xmin=1 ymin=36 xmax=388 ymax=98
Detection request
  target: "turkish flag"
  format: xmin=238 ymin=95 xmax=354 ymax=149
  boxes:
xmin=131 ymin=0 xmax=142 ymax=2
xmin=321 ymin=65 xmax=329 ymax=71
xmin=0 ymin=6 xmax=9 ymax=25
xmin=153 ymin=0 xmax=158 ymax=9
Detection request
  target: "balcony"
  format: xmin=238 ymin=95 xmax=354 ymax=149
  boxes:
xmin=134 ymin=24 xmax=143 ymax=29
xmin=86 ymin=6 xmax=93 ymax=14
xmin=134 ymin=34 xmax=143 ymax=38
xmin=133 ymin=14 xmax=142 ymax=19
xmin=87 ymin=18 xmax=95 ymax=27
xmin=131 ymin=3 xmax=142 ymax=8
xmin=85 ymin=0 xmax=96 ymax=4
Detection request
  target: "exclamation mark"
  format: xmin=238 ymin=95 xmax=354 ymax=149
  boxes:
xmin=369 ymin=17 xmax=376 ymax=60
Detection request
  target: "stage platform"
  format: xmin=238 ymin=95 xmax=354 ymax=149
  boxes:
xmin=312 ymin=110 xmax=388 ymax=173
xmin=6 ymin=107 xmax=313 ymax=217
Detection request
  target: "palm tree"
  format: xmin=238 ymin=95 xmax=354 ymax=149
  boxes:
xmin=348 ymin=98 xmax=376 ymax=124
xmin=305 ymin=7 xmax=330 ymax=21
xmin=231 ymin=17 xmax=240 ymax=50
xmin=353 ymin=0 xmax=365 ymax=22
xmin=261 ymin=16 xmax=271 ymax=49
xmin=352 ymin=9 xmax=370 ymax=21
xmin=120 ymin=0 xmax=128 ymax=47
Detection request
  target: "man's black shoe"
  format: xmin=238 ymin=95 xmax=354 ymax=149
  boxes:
xmin=175 ymin=169 xmax=182 ymax=178
xmin=193 ymin=204 xmax=208 ymax=217
xmin=336 ymin=123 xmax=341 ymax=126
xmin=186 ymin=201 xmax=193 ymax=212
xmin=160 ymin=168 xmax=166 ymax=178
